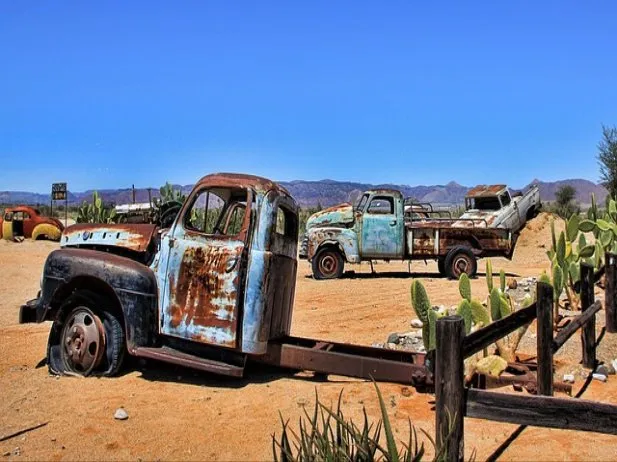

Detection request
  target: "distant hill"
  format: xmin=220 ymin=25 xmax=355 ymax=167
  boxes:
xmin=0 ymin=178 xmax=607 ymax=208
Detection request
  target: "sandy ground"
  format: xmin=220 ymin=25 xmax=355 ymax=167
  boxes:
xmin=1 ymin=214 xmax=617 ymax=461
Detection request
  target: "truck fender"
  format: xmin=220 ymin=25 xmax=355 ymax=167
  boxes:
xmin=306 ymin=227 xmax=360 ymax=263
xmin=34 ymin=248 xmax=158 ymax=351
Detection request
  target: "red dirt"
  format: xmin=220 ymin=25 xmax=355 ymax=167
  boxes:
xmin=1 ymin=215 xmax=616 ymax=461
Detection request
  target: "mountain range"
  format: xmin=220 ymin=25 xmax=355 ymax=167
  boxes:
xmin=0 ymin=178 xmax=607 ymax=209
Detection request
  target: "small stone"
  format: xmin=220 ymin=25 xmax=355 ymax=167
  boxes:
xmin=410 ymin=319 xmax=423 ymax=328
xmin=507 ymin=278 xmax=518 ymax=290
xmin=563 ymin=374 xmax=575 ymax=383
xmin=296 ymin=398 xmax=308 ymax=407
xmin=400 ymin=386 xmax=412 ymax=397
xmin=3 ymin=451 xmax=10 ymax=457
xmin=595 ymin=364 xmax=616 ymax=376
xmin=387 ymin=333 xmax=400 ymax=344
xmin=51 ymin=438 xmax=56 ymax=442
xmin=612 ymin=359 xmax=617 ymax=372
xmin=114 ymin=408 xmax=129 ymax=420
xmin=12 ymin=448 xmax=20 ymax=456
xmin=386 ymin=342 xmax=398 ymax=349
xmin=592 ymin=373 xmax=607 ymax=382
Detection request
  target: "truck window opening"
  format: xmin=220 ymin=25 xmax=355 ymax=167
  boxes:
xmin=185 ymin=188 xmax=248 ymax=236
xmin=469 ymin=196 xmax=501 ymax=211
xmin=367 ymin=196 xmax=394 ymax=214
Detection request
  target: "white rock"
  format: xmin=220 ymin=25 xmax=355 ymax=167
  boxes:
xmin=410 ymin=319 xmax=423 ymax=328
xmin=114 ymin=408 xmax=129 ymax=420
xmin=563 ymin=374 xmax=575 ymax=383
xmin=592 ymin=373 xmax=607 ymax=382
xmin=612 ymin=359 xmax=617 ymax=372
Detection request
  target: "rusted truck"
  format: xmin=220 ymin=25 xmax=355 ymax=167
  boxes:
xmin=460 ymin=184 xmax=541 ymax=233
xmin=20 ymin=174 xmax=428 ymax=386
xmin=300 ymin=189 xmax=518 ymax=280
xmin=1 ymin=206 xmax=64 ymax=241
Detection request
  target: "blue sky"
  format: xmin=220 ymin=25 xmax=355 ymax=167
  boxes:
xmin=1 ymin=1 xmax=615 ymax=193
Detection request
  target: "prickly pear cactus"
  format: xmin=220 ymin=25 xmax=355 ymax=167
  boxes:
xmin=486 ymin=259 xmax=493 ymax=292
xmin=459 ymin=273 xmax=471 ymax=302
xmin=411 ymin=280 xmax=430 ymax=324
xmin=470 ymin=300 xmax=491 ymax=327
xmin=490 ymin=287 xmax=502 ymax=321
xmin=499 ymin=269 xmax=506 ymax=293
xmin=476 ymin=355 xmax=508 ymax=377
xmin=456 ymin=299 xmax=473 ymax=334
xmin=422 ymin=309 xmax=437 ymax=351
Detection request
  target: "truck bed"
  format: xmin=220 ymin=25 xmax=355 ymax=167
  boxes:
xmin=404 ymin=219 xmax=513 ymax=258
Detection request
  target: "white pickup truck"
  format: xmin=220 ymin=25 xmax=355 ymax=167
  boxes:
xmin=459 ymin=184 xmax=541 ymax=233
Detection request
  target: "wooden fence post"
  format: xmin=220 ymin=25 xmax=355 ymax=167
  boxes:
xmin=536 ymin=282 xmax=553 ymax=396
xmin=581 ymin=263 xmax=596 ymax=369
xmin=435 ymin=316 xmax=465 ymax=462
xmin=606 ymin=252 xmax=617 ymax=333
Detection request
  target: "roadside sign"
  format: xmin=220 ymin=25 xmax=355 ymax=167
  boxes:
xmin=52 ymin=183 xmax=67 ymax=201
xmin=51 ymin=182 xmax=68 ymax=226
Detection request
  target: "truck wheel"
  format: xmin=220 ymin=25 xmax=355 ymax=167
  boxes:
xmin=445 ymin=247 xmax=477 ymax=279
xmin=312 ymin=247 xmax=344 ymax=280
xmin=437 ymin=257 xmax=446 ymax=276
xmin=47 ymin=291 xmax=126 ymax=377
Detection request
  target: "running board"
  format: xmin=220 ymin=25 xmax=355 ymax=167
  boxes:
xmin=133 ymin=346 xmax=245 ymax=377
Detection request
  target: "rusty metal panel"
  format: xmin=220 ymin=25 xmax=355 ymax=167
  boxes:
xmin=259 ymin=336 xmax=431 ymax=387
xmin=360 ymin=194 xmax=404 ymax=258
xmin=407 ymin=228 xmax=436 ymax=256
xmin=62 ymin=223 xmax=157 ymax=253
xmin=306 ymin=227 xmax=360 ymax=262
xmin=305 ymin=203 xmax=354 ymax=229
xmin=162 ymin=236 xmax=244 ymax=348
xmin=241 ymin=190 xmax=299 ymax=354
xmin=466 ymin=184 xmax=507 ymax=198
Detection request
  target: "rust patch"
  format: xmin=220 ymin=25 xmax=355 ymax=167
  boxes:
xmin=466 ymin=184 xmax=507 ymax=198
xmin=169 ymin=243 xmax=243 ymax=346
xmin=63 ymin=223 xmax=158 ymax=252
xmin=193 ymin=172 xmax=290 ymax=195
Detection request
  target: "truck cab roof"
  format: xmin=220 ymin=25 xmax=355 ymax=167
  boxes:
xmin=465 ymin=184 xmax=508 ymax=198
xmin=194 ymin=173 xmax=291 ymax=197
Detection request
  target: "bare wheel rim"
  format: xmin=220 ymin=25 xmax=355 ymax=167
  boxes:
xmin=319 ymin=252 xmax=339 ymax=276
xmin=452 ymin=255 xmax=472 ymax=277
xmin=61 ymin=307 xmax=106 ymax=375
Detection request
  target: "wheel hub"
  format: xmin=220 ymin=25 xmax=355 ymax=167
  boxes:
xmin=62 ymin=308 xmax=105 ymax=374
xmin=454 ymin=256 xmax=470 ymax=275
xmin=320 ymin=254 xmax=337 ymax=275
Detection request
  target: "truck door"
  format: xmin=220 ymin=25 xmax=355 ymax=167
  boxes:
xmin=361 ymin=195 xmax=404 ymax=258
xmin=159 ymin=186 xmax=252 ymax=348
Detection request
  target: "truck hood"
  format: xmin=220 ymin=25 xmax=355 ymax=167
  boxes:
xmin=305 ymin=203 xmax=355 ymax=229
xmin=61 ymin=223 xmax=159 ymax=253
xmin=457 ymin=209 xmax=501 ymax=227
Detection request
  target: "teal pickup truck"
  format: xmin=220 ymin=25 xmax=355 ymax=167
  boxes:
xmin=300 ymin=189 xmax=517 ymax=280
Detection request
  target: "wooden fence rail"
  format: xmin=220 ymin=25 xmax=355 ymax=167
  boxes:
xmin=435 ymin=256 xmax=617 ymax=461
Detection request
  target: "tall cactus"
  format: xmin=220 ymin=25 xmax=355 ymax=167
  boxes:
xmin=76 ymin=191 xmax=116 ymax=224
xmin=411 ymin=280 xmax=434 ymax=351
xmin=486 ymin=259 xmax=493 ymax=292
xmin=456 ymin=272 xmax=491 ymax=332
